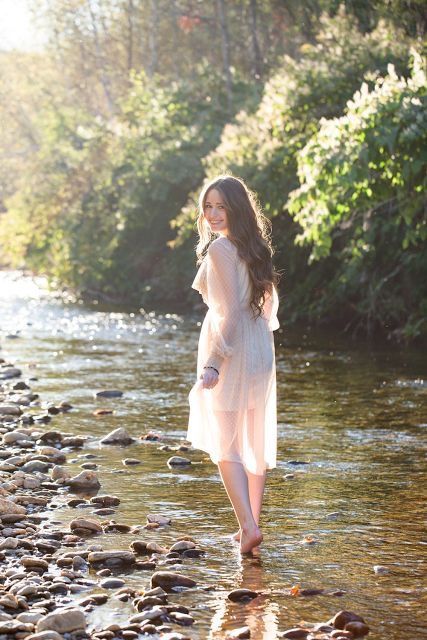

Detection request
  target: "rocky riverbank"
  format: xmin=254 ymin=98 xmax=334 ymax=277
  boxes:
xmin=0 ymin=356 xmax=370 ymax=640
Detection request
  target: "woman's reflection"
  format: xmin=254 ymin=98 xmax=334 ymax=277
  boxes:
xmin=208 ymin=552 xmax=280 ymax=639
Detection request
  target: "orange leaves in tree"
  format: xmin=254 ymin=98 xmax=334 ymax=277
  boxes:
xmin=178 ymin=15 xmax=201 ymax=34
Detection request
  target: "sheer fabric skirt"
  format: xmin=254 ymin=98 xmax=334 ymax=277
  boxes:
xmin=187 ymin=309 xmax=277 ymax=475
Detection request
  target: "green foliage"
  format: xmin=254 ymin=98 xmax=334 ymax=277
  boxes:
xmin=287 ymin=51 xmax=427 ymax=338
xmin=0 ymin=69 xmax=256 ymax=303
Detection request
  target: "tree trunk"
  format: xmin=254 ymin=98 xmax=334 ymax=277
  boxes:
xmin=249 ymin=0 xmax=263 ymax=79
xmin=216 ymin=0 xmax=233 ymax=113
xmin=148 ymin=0 xmax=159 ymax=78
xmin=86 ymin=0 xmax=114 ymax=112
xmin=126 ymin=0 xmax=134 ymax=72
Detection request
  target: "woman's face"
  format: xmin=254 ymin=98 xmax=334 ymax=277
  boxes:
xmin=203 ymin=188 xmax=229 ymax=236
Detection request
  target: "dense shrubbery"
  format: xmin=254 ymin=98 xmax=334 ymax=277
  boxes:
xmin=288 ymin=53 xmax=427 ymax=339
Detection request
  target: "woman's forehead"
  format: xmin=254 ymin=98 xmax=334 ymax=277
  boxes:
xmin=205 ymin=188 xmax=225 ymax=204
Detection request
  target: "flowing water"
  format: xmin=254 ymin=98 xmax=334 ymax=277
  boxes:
xmin=0 ymin=271 xmax=426 ymax=639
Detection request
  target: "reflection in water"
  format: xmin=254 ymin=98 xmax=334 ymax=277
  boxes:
xmin=209 ymin=554 xmax=280 ymax=639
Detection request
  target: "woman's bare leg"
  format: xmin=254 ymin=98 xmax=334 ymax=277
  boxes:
xmin=233 ymin=469 xmax=267 ymax=541
xmin=218 ymin=460 xmax=263 ymax=553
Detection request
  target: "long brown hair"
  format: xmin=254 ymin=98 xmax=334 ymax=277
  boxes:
xmin=195 ymin=174 xmax=280 ymax=319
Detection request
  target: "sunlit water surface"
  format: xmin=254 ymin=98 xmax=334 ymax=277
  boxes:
xmin=0 ymin=271 xmax=426 ymax=639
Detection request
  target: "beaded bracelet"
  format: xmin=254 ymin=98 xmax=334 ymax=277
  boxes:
xmin=203 ymin=365 xmax=219 ymax=375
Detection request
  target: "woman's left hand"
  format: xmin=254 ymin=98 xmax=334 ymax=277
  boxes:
xmin=200 ymin=368 xmax=219 ymax=389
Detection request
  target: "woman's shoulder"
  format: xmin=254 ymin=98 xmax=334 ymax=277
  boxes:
xmin=208 ymin=235 xmax=237 ymax=257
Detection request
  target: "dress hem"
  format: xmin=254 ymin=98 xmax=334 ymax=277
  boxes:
xmin=186 ymin=439 xmax=276 ymax=476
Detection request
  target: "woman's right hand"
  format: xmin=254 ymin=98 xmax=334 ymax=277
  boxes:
xmin=200 ymin=368 xmax=219 ymax=389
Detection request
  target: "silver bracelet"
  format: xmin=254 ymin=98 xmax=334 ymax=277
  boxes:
xmin=203 ymin=366 xmax=219 ymax=375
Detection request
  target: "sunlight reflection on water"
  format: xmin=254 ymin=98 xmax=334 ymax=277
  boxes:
xmin=1 ymin=271 xmax=426 ymax=639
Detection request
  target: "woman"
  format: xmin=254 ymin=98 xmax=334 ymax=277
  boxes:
xmin=187 ymin=174 xmax=280 ymax=554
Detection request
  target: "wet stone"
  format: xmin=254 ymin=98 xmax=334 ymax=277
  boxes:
xmin=150 ymin=571 xmax=197 ymax=592
xmin=227 ymin=588 xmax=258 ymax=603
xmin=100 ymin=427 xmax=133 ymax=445
xmin=122 ymin=458 xmax=141 ymax=466
xmin=103 ymin=522 xmax=132 ymax=534
xmin=70 ymin=518 xmax=103 ymax=533
xmin=344 ymin=621 xmax=370 ymax=637
xmin=281 ymin=629 xmax=309 ymax=639
xmin=90 ymin=495 xmax=120 ymax=507
xmin=328 ymin=611 xmax=366 ymax=630
xmin=88 ymin=551 xmax=136 ymax=566
xmin=66 ymin=470 xmax=101 ymax=492
xmin=36 ymin=608 xmax=86 ymax=633
xmin=93 ymin=508 xmax=116 ymax=516
xmin=94 ymin=390 xmax=123 ymax=398
xmin=146 ymin=514 xmax=171 ymax=526
xmin=99 ymin=578 xmax=125 ymax=589
xmin=167 ymin=456 xmax=191 ymax=467
xmin=226 ymin=627 xmax=251 ymax=639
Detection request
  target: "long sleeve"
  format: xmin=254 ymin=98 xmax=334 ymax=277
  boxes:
xmin=204 ymin=238 xmax=241 ymax=372
xmin=261 ymin=283 xmax=280 ymax=331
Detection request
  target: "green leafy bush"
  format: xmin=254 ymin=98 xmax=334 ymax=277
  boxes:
xmin=287 ymin=52 xmax=427 ymax=338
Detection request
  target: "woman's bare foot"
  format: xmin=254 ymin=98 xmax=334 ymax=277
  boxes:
xmin=240 ymin=525 xmax=263 ymax=554
xmin=232 ymin=529 xmax=241 ymax=542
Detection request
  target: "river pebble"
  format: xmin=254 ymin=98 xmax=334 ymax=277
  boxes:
xmin=65 ymin=470 xmax=101 ymax=491
xmin=227 ymin=588 xmax=258 ymax=603
xmin=36 ymin=608 xmax=86 ymax=633
xmin=226 ymin=627 xmax=251 ymax=639
xmin=167 ymin=456 xmax=192 ymax=467
xmin=100 ymin=427 xmax=133 ymax=445
xmin=150 ymin=571 xmax=197 ymax=591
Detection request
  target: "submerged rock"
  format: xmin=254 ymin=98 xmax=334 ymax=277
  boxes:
xmin=281 ymin=629 xmax=309 ymax=639
xmin=226 ymin=627 xmax=251 ymax=639
xmin=227 ymin=588 xmax=258 ymax=603
xmin=167 ymin=456 xmax=191 ymax=467
xmin=90 ymin=495 xmax=120 ymax=507
xmin=146 ymin=513 xmax=171 ymax=526
xmin=94 ymin=390 xmax=123 ymax=398
xmin=373 ymin=565 xmax=389 ymax=575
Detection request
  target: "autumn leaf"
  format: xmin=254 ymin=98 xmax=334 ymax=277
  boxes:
xmin=290 ymin=584 xmax=301 ymax=596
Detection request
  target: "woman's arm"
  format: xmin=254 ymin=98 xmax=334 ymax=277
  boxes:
xmin=204 ymin=238 xmax=241 ymax=372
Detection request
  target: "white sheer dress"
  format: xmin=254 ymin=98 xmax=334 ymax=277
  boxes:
xmin=187 ymin=235 xmax=280 ymax=475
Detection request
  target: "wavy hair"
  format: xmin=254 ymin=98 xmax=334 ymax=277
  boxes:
xmin=195 ymin=174 xmax=280 ymax=319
